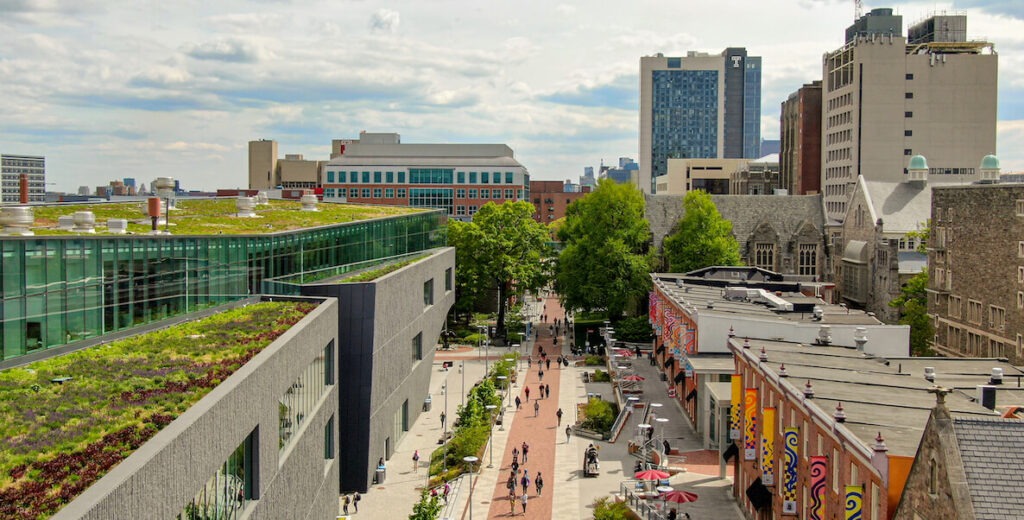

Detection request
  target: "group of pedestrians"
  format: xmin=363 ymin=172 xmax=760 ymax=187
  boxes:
xmin=505 ymin=441 xmax=544 ymax=515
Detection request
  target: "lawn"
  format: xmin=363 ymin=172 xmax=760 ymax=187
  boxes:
xmin=0 ymin=300 xmax=317 ymax=519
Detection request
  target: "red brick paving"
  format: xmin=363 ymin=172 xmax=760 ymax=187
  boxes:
xmin=485 ymin=295 xmax=565 ymax=519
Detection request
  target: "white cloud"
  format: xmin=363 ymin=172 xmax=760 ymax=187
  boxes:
xmin=183 ymin=37 xmax=272 ymax=63
xmin=370 ymin=8 xmax=400 ymax=33
xmin=556 ymin=4 xmax=576 ymax=16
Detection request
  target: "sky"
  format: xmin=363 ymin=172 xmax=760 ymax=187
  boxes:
xmin=2 ymin=1 xmax=1024 ymax=193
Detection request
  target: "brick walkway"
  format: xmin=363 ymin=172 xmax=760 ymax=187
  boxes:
xmin=484 ymin=295 xmax=566 ymax=518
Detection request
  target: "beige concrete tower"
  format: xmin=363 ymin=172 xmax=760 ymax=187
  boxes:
xmin=248 ymin=139 xmax=278 ymax=190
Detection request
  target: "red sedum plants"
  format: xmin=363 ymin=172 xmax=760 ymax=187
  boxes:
xmin=0 ymin=301 xmax=316 ymax=519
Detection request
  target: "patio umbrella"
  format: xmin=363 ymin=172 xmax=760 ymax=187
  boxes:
xmin=614 ymin=348 xmax=635 ymax=358
xmin=634 ymin=469 xmax=671 ymax=481
xmin=622 ymin=375 xmax=646 ymax=381
xmin=660 ymin=490 xmax=699 ymax=504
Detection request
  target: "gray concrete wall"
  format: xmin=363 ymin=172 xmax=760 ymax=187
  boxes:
xmin=53 ymin=297 xmax=340 ymax=520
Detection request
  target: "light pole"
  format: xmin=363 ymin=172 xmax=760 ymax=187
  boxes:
xmin=461 ymin=361 xmax=465 ymax=410
xmin=464 ymin=456 xmax=478 ymax=519
xmin=485 ymin=404 xmax=497 ymax=467
xmin=442 ymin=381 xmax=449 ymax=473
xmin=479 ymin=325 xmax=489 ymax=376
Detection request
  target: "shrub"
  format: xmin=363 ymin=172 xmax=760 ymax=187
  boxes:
xmin=463 ymin=333 xmax=487 ymax=346
xmin=581 ymin=398 xmax=617 ymax=434
xmin=409 ymin=488 xmax=443 ymax=520
xmin=592 ymin=497 xmax=641 ymax=520
xmin=592 ymin=369 xmax=611 ymax=383
xmin=584 ymin=355 xmax=605 ymax=366
xmin=612 ymin=316 xmax=654 ymax=343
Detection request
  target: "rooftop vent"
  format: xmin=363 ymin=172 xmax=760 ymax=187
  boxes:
xmin=301 ymin=193 xmax=319 ymax=212
xmin=815 ymin=325 xmax=832 ymax=346
xmin=256 ymin=191 xmax=270 ymax=205
xmin=236 ymin=196 xmax=257 ymax=218
xmin=154 ymin=177 xmax=176 ymax=209
xmin=906 ymin=155 xmax=928 ymax=183
xmin=854 ymin=327 xmax=868 ymax=352
xmin=57 ymin=215 xmax=74 ymax=230
xmin=72 ymin=211 xmax=96 ymax=233
xmin=728 ymin=326 xmax=735 ymax=339
xmin=873 ymin=432 xmax=888 ymax=453
xmin=990 ymin=367 xmax=1004 ymax=385
xmin=978 ymin=154 xmax=1000 ymax=183
xmin=812 ymin=306 xmax=824 ymax=321
xmin=924 ymin=367 xmax=935 ymax=382
xmin=0 ymin=206 xmax=34 ymax=236
xmin=706 ymin=300 xmax=715 ymax=309
xmin=107 ymin=219 xmax=128 ymax=234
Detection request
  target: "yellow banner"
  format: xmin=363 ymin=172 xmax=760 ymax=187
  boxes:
xmin=845 ymin=485 xmax=864 ymax=520
xmin=761 ymin=407 xmax=775 ymax=486
xmin=744 ymin=388 xmax=757 ymax=460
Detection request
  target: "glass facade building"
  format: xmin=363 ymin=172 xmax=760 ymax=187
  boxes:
xmin=651 ymin=69 xmax=720 ymax=180
xmin=0 ymin=211 xmax=445 ymax=362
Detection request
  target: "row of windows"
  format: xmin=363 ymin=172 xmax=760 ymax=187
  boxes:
xmin=325 ymin=170 xmax=517 ymax=185
xmin=826 ymin=129 xmax=852 ymax=146
xmin=827 ymin=92 xmax=853 ymax=111
xmin=332 ymin=187 xmax=523 ymax=201
xmin=824 ymin=166 xmax=853 ymax=182
xmin=279 ymin=342 xmax=335 ymax=454
xmin=826 ymin=110 xmax=852 ymax=129
xmin=826 ymin=147 xmax=851 ymax=163
xmin=944 ymin=325 xmax=1013 ymax=359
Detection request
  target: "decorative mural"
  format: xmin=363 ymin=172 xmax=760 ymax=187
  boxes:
xmin=782 ymin=427 xmax=799 ymax=515
xmin=761 ymin=407 xmax=775 ymax=486
xmin=744 ymin=388 xmax=758 ymax=460
xmin=809 ymin=456 xmax=827 ymax=520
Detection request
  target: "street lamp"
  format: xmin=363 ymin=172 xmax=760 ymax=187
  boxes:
xmin=461 ymin=362 xmax=466 ymax=410
xmin=464 ymin=456 xmax=478 ymax=519
xmin=479 ymin=325 xmax=489 ymax=376
xmin=485 ymin=404 xmax=497 ymax=467
xmin=442 ymin=381 xmax=449 ymax=473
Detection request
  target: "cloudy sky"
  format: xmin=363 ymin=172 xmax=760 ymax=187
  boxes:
xmin=2 ymin=0 xmax=1023 ymax=192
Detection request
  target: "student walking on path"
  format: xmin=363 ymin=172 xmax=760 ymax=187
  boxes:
xmin=556 ymin=408 xmax=563 ymax=426
xmin=533 ymin=400 xmax=539 ymax=417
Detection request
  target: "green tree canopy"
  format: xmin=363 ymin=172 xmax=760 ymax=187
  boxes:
xmin=447 ymin=201 xmax=550 ymax=334
xmin=889 ymin=221 xmax=933 ymax=356
xmin=555 ymin=179 xmax=652 ymax=318
xmin=662 ymin=190 xmax=741 ymax=273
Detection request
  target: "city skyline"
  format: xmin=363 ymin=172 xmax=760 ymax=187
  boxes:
xmin=2 ymin=0 xmax=1023 ymax=192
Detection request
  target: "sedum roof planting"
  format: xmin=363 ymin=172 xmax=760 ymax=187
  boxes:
xmin=0 ymin=300 xmax=317 ymax=519
xmin=30 ymin=198 xmax=423 ymax=236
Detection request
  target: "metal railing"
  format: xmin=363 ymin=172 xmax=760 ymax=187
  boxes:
xmin=619 ymin=481 xmax=670 ymax=520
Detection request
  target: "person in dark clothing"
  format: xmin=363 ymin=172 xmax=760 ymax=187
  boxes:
xmin=546 ymin=358 xmax=551 ymax=370
xmin=663 ymin=439 xmax=671 ymax=456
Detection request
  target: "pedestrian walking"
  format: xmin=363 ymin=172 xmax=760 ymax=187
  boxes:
xmin=565 ymin=425 xmax=572 ymax=443
xmin=524 ymin=386 xmax=530 ymax=401
xmin=520 ymin=471 xmax=530 ymax=494
xmin=441 ymin=483 xmax=449 ymax=504
xmin=533 ymin=400 xmax=540 ymax=417
xmin=527 ymin=357 xmax=531 ymax=368
xmin=556 ymin=407 xmax=563 ymax=426
xmin=354 ymin=491 xmax=361 ymax=512
xmin=507 ymin=473 xmax=516 ymax=492
xmin=515 ymin=395 xmax=522 ymax=410
xmin=535 ymin=472 xmax=544 ymax=496
xmin=545 ymin=385 xmax=551 ymax=399
xmin=512 ymin=446 xmax=519 ymax=465
xmin=522 ymin=442 xmax=529 ymax=463
xmin=511 ymin=459 xmax=520 ymax=475
xmin=538 ymin=369 xmax=544 ymax=381
xmin=440 ymin=411 xmax=446 ymax=430
xmin=508 ymin=492 xmax=516 ymax=515
xmin=546 ymin=358 xmax=551 ymax=370
xmin=343 ymin=495 xmax=350 ymax=515
xmin=412 ymin=450 xmax=420 ymax=472
xmin=520 ymin=491 xmax=529 ymax=514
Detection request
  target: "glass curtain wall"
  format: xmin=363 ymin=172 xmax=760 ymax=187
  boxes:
xmin=1 ymin=211 xmax=445 ymax=361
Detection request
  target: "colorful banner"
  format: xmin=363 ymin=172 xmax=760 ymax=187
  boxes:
xmin=809 ymin=456 xmax=827 ymax=520
xmin=761 ymin=407 xmax=775 ymax=486
xmin=744 ymin=388 xmax=758 ymax=460
xmin=782 ymin=428 xmax=799 ymax=515
xmin=845 ymin=485 xmax=864 ymax=520
xmin=648 ymin=291 xmax=657 ymax=323
xmin=730 ymin=375 xmax=742 ymax=440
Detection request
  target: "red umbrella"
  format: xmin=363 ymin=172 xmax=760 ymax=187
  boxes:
xmin=622 ymin=375 xmax=646 ymax=381
xmin=634 ymin=469 xmax=671 ymax=480
xmin=660 ymin=490 xmax=699 ymax=504
xmin=614 ymin=348 xmax=635 ymax=358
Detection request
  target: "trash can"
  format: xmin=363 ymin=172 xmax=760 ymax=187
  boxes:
xmin=375 ymin=466 xmax=386 ymax=484
xmin=423 ymin=397 xmax=432 ymax=412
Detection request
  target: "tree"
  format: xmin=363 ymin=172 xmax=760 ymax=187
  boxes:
xmin=409 ymin=488 xmax=443 ymax=520
xmin=889 ymin=221 xmax=933 ymax=356
xmin=555 ymin=179 xmax=653 ymax=318
xmin=662 ymin=190 xmax=741 ymax=273
xmin=447 ymin=201 xmax=550 ymax=335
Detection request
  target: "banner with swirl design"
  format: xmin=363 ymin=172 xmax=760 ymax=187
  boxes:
xmin=845 ymin=485 xmax=864 ymax=520
xmin=782 ymin=428 xmax=799 ymax=515
xmin=730 ymin=375 xmax=742 ymax=440
xmin=761 ymin=407 xmax=775 ymax=485
xmin=809 ymin=456 xmax=827 ymax=520
xmin=744 ymin=388 xmax=757 ymax=460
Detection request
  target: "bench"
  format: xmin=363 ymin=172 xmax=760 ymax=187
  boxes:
xmin=437 ymin=431 xmax=454 ymax=444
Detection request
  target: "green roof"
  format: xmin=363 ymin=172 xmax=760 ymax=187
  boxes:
xmin=981 ymin=154 xmax=1000 ymax=170
xmin=908 ymin=155 xmax=929 ymax=171
xmin=29 ymin=199 xmax=424 ymax=236
xmin=0 ymin=300 xmax=316 ymax=519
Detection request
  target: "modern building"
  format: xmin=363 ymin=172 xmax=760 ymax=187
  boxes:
xmin=780 ymin=81 xmax=822 ymax=195
xmin=730 ymin=154 xmax=781 ymax=195
xmin=759 ymin=139 xmax=780 ymax=156
xmin=248 ymin=139 xmax=279 ymax=190
xmin=279 ymin=154 xmax=325 ymax=191
xmin=323 ymin=132 xmax=530 ymax=221
xmin=639 ymin=49 xmax=762 ymax=194
xmin=928 ymin=170 xmax=1024 ymax=363
xmin=580 ymin=166 xmax=597 ymax=189
xmin=656 ymin=158 xmax=750 ymax=195
xmin=820 ymin=9 xmax=997 ymax=221
xmin=0 ymin=198 xmax=452 ymax=499
xmin=728 ymin=336 xmax=1015 ymax=520
xmin=1 ymin=154 xmax=46 ymax=203
xmin=600 ymin=157 xmax=640 ymax=185
xmin=529 ymin=180 xmax=591 ymax=223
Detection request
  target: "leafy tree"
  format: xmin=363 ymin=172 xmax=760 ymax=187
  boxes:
xmin=448 ymin=201 xmax=550 ymax=335
xmin=556 ymin=179 xmax=653 ymax=318
xmin=663 ymin=190 xmax=742 ymax=273
xmin=612 ymin=316 xmax=655 ymax=343
xmin=409 ymin=488 xmax=443 ymax=520
xmin=890 ymin=221 xmax=933 ymax=356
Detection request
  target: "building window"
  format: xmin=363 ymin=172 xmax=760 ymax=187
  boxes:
xmin=906 ymin=73 xmax=914 ymax=80
xmin=457 ymin=171 xmax=465 ymax=183
xmin=350 ymin=171 xmax=358 ymax=183
xmin=456 ymin=189 xmax=466 ymax=198
xmin=469 ymin=172 xmax=477 ymax=183
xmin=424 ymin=279 xmax=434 ymax=306
xmin=904 ymin=129 xmax=913 ymax=137
xmin=327 ymin=171 xmax=335 ymax=183
xmin=325 ymin=416 xmax=335 ymax=461
xmin=325 ymin=341 xmax=335 ymax=385
xmin=468 ymin=205 xmax=478 ymax=215
xmin=456 ymin=205 xmax=466 ymax=216
xmin=1016 ymin=200 xmax=1024 ymax=216
xmin=481 ymin=189 xmax=490 ymax=198
xmin=754 ymin=243 xmax=775 ymax=270
xmin=180 ymin=428 xmax=259 ymax=517
xmin=374 ymin=171 xmax=382 ymax=183
xmin=493 ymin=172 xmax=501 ymax=184
xmin=798 ymin=244 xmax=817 ymax=276
xmin=445 ymin=268 xmax=453 ymax=291
xmin=949 ymin=296 xmax=962 ymax=318
xmin=505 ymin=172 xmax=514 ymax=184
xmin=905 ymin=92 xmax=914 ymax=99
xmin=349 ymin=188 xmax=358 ymax=198
xmin=398 ymin=171 xmax=406 ymax=183
xmin=481 ymin=172 xmax=489 ymax=184
xmin=280 ymin=351 xmax=330 ymax=452
xmin=990 ymin=306 xmax=1006 ymax=331
xmin=905 ymin=111 xmax=913 ymax=118
xmin=967 ymin=300 xmax=983 ymax=325
xmin=505 ymin=189 xmax=514 ymax=199
xmin=412 ymin=332 xmax=423 ymax=362
xmin=385 ymin=188 xmax=395 ymax=198
xmin=361 ymin=188 xmax=371 ymax=198
xmin=362 ymin=171 xmax=370 ymax=183
xmin=373 ymin=188 xmax=382 ymax=198
xmin=904 ymin=149 xmax=912 ymax=155
xmin=1018 ymin=292 xmax=1024 ymax=310
xmin=469 ymin=189 xmax=477 ymax=199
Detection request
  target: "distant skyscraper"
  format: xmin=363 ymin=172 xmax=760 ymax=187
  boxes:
xmin=1 ymin=154 xmax=45 ymax=203
xmin=580 ymin=166 xmax=596 ymax=189
xmin=639 ymin=48 xmax=762 ymax=194
xmin=780 ymin=81 xmax=822 ymax=195
xmin=820 ymin=8 xmax=997 ymax=221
